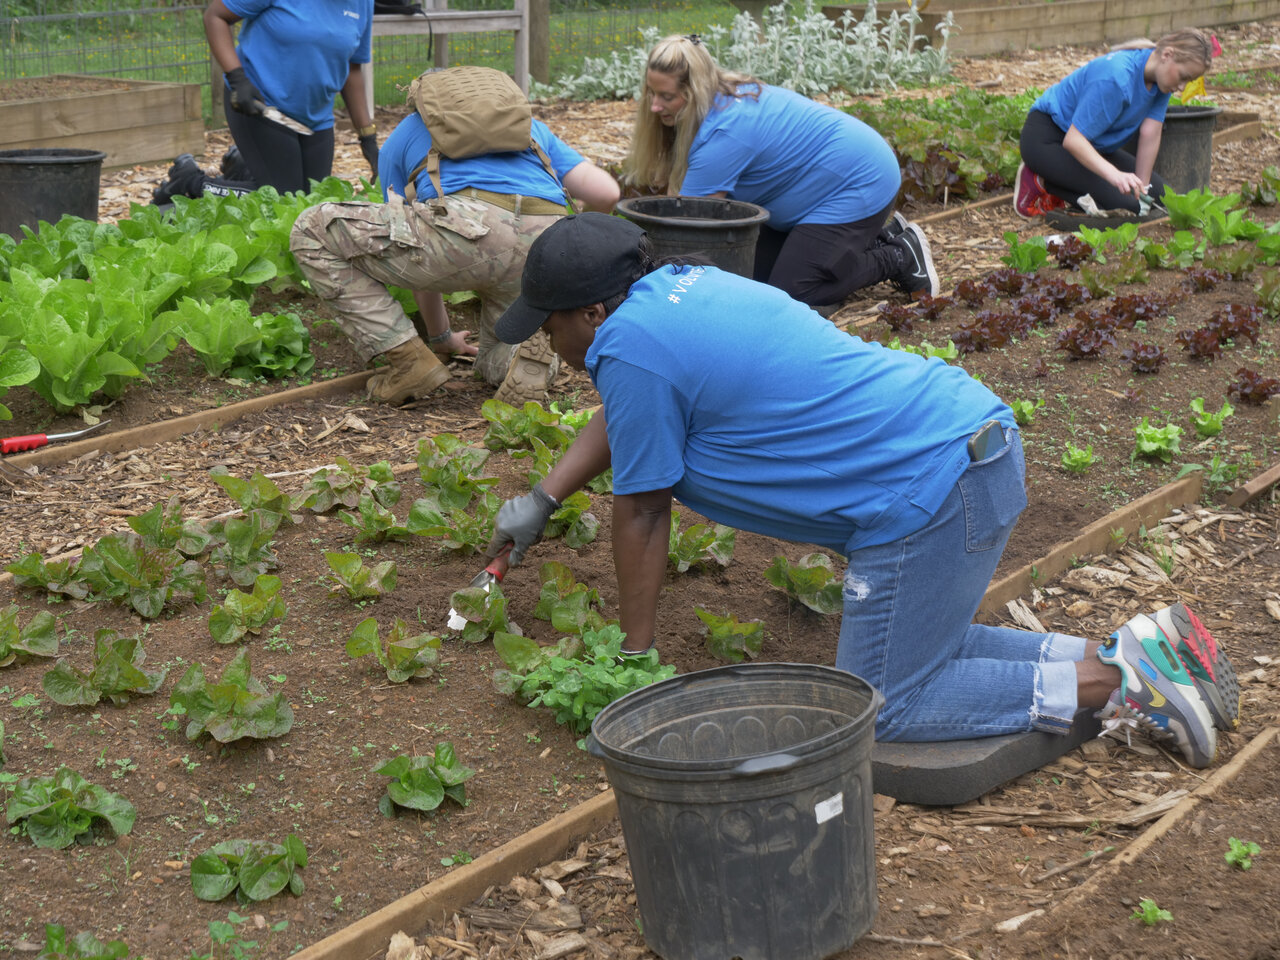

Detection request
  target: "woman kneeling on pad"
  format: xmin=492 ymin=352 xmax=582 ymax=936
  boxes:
xmin=623 ymin=34 xmax=938 ymax=311
xmin=1015 ymin=28 xmax=1213 ymax=218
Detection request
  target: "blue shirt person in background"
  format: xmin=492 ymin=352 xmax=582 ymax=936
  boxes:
xmin=1014 ymin=28 xmax=1212 ymax=217
xmin=623 ymin=35 xmax=937 ymax=312
xmin=483 ymin=212 xmax=1232 ymax=769
xmin=154 ymin=0 xmax=378 ymax=203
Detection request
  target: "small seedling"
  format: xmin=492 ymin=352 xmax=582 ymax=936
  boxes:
xmin=441 ymin=850 xmax=474 ymax=867
xmin=1009 ymin=397 xmax=1045 ymax=427
xmin=1130 ymin=898 xmax=1173 ymax=926
xmin=1061 ymin=442 xmax=1097 ymax=474
xmin=1225 ymin=837 xmax=1261 ymax=870
xmin=1189 ymin=397 xmax=1234 ymax=437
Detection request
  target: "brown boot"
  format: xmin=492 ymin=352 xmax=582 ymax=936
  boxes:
xmin=366 ymin=339 xmax=450 ymax=405
xmin=493 ymin=330 xmax=560 ymax=406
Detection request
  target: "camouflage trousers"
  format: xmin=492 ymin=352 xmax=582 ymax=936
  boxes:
xmin=289 ymin=194 xmax=561 ymax=383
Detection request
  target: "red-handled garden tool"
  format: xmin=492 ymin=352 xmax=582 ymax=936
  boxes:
xmin=1 ymin=420 xmax=110 ymax=454
xmin=446 ymin=544 xmax=512 ymax=630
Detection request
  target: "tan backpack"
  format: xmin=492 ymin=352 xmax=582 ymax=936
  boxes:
xmin=403 ymin=65 xmax=570 ymax=209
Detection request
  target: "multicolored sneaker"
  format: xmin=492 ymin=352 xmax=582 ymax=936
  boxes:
xmin=1013 ymin=162 xmax=1066 ymax=219
xmin=1150 ymin=603 xmax=1240 ymax=731
xmin=1096 ymin=619 xmax=1217 ymax=768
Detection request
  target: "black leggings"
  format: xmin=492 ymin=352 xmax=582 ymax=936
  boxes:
xmin=753 ymin=200 xmax=899 ymax=308
xmin=1019 ymin=109 xmax=1166 ymax=214
xmin=203 ymin=85 xmax=336 ymax=197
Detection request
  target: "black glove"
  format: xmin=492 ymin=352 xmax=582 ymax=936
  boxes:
xmin=486 ymin=483 xmax=559 ymax=566
xmin=225 ymin=66 xmax=264 ymax=116
xmin=359 ymin=133 xmax=379 ymax=178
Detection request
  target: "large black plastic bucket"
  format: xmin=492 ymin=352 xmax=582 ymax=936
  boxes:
xmin=615 ymin=196 xmax=769 ymax=278
xmin=0 ymin=148 xmax=107 ymax=239
xmin=587 ymin=663 xmax=883 ymax=960
xmin=1121 ymin=105 xmax=1222 ymax=194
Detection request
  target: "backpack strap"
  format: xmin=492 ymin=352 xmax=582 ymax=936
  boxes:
xmin=403 ymin=139 xmax=575 ymax=213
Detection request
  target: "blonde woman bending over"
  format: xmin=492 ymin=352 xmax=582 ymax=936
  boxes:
xmin=624 ymin=35 xmax=938 ymax=310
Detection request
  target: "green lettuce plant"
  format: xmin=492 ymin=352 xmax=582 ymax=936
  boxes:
xmin=764 ymin=553 xmax=843 ymax=614
xmin=0 ymin=605 xmax=59 ymax=666
xmin=170 ymin=648 xmax=293 ymax=743
xmin=5 ymin=767 xmax=136 ymax=849
xmin=669 ymin=516 xmax=736 ymax=573
xmin=374 ymin=744 xmax=475 ymax=817
xmin=208 ymin=575 xmax=287 ymax=644
xmin=1133 ymin=419 xmax=1183 ymax=463
xmin=1189 ymin=397 xmax=1234 ymax=437
xmin=42 ymin=629 xmax=166 ymax=707
xmin=696 ymin=607 xmax=765 ymax=663
xmin=127 ymin=495 xmax=214 ymax=558
xmin=534 ymin=562 xmax=609 ymax=635
xmin=447 ymin=582 xmax=520 ymax=644
xmin=295 ymin=457 xmax=400 ymax=513
xmin=1061 ymin=442 xmax=1097 ymax=474
xmin=345 ymin=617 xmax=442 ymax=682
xmin=31 ymin=923 xmax=131 ymax=960
xmin=190 ymin=834 xmax=307 ymax=902
xmin=324 ymin=551 xmax=397 ymax=600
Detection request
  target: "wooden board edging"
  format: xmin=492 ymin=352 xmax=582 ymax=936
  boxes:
xmin=977 ymin=473 xmax=1203 ymax=615
xmin=6 ymin=370 xmax=372 ymax=472
xmin=1226 ymin=456 xmax=1280 ymax=507
xmin=291 ymin=790 xmax=619 ymax=960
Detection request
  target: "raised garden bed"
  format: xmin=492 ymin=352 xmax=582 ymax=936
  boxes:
xmin=0 ymin=74 xmax=203 ymax=171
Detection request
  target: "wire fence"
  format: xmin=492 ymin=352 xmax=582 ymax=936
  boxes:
xmin=1 ymin=0 xmax=738 ymax=118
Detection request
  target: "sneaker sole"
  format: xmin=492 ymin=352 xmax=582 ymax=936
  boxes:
xmin=1013 ymin=162 xmax=1034 ymax=220
xmin=1162 ymin=604 xmax=1240 ymax=731
xmin=904 ymin=223 xmax=939 ymax=298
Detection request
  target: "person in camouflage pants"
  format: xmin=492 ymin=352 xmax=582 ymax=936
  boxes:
xmin=290 ymin=94 xmax=619 ymax=406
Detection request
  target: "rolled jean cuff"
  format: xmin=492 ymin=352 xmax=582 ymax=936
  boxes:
xmin=1032 ymin=659 xmax=1080 ymax=734
xmin=1041 ymin=631 xmax=1088 ymax=663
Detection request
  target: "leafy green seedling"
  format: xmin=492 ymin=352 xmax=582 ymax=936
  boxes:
xmin=75 ymin=531 xmax=207 ymax=618
xmin=338 ymin=494 xmax=411 ymax=543
xmin=447 ymin=582 xmax=519 ymax=644
xmin=207 ymin=509 xmax=282 ymax=587
xmin=764 ymin=553 xmax=843 ymax=615
xmin=535 ymin=562 xmax=608 ymax=635
xmin=668 ymin=516 xmax=736 ymax=573
xmin=346 ymin=617 xmax=442 ymax=682
xmin=492 ymin=625 xmax=674 ymax=735
xmin=170 ymin=648 xmax=293 ymax=743
xmin=295 ymin=456 xmax=400 ymax=513
xmin=5 ymin=766 xmax=136 ymax=849
xmin=1061 ymin=442 xmax=1097 ymax=474
xmin=1000 ymin=231 xmax=1049 ymax=271
xmin=481 ymin=398 xmax=576 ymax=453
xmin=31 ymin=923 xmax=131 ymax=960
xmin=441 ymin=850 xmax=474 ymax=867
xmin=1189 ymin=397 xmax=1234 ymax=437
xmin=374 ymin=743 xmax=475 ymax=818
xmin=0 ymin=604 xmax=59 ymax=665
xmin=1225 ymin=837 xmax=1261 ymax=870
xmin=209 ymin=469 xmax=296 ymax=525
xmin=1133 ymin=419 xmax=1183 ymax=463
xmin=324 ymin=551 xmax=396 ymax=600
xmin=190 ymin=834 xmax=307 ymax=902
xmin=406 ymin=492 xmax=500 ymax=555
xmin=1009 ymin=397 xmax=1045 ymax=427
xmin=695 ymin=608 xmax=764 ymax=663
xmin=884 ymin=337 xmax=960 ymax=361
xmin=127 ymin=495 xmax=214 ymax=557
xmin=1130 ymin=898 xmax=1173 ymax=926
xmin=416 ymin=435 xmax=495 ymax=511
xmin=209 ymin=574 xmax=287 ymax=644
xmin=543 ymin=490 xmax=600 ymax=548
xmin=4 ymin=552 xmax=89 ymax=600
xmin=43 ymin=629 xmax=166 ymax=707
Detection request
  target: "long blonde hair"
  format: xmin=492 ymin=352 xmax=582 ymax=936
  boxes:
xmin=622 ymin=35 xmax=759 ymax=195
xmin=1154 ymin=27 xmax=1212 ymax=71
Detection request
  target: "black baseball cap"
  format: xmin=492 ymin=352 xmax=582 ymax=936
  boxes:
xmin=495 ymin=212 xmax=647 ymax=344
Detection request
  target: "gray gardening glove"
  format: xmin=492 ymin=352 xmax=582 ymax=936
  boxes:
xmin=486 ymin=483 xmax=559 ymax=566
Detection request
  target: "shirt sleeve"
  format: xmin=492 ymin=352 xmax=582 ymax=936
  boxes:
xmin=223 ymin=0 xmax=271 ymax=17
xmin=595 ymin=356 xmax=689 ymax=495
xmin=352 ymin=9 xmax=373 ymax=64
xmin=531 ymin=119 xmax=588 ymax=179
xmin=680 ymin=126 xmax=755 ymax=197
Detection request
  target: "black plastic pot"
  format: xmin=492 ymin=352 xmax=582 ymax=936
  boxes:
xmin=0 ymin=148 xmax=108 ymax=239
xmin=615 ymin=196 xmax=770 ymax=279
xmin=1121 ymin=104 xmax=1223 ymax=194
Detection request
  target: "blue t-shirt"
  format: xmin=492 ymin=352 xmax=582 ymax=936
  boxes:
xmin=680 ymin=84 xmax=901 ymax=231
xmin=378 ymin=113 xmax=586 ymax=204
xmin=585 ymin=266 xmax=1013 ymax=553
xmin=225 ymin=0 xmax=373 ymax=132
xmin=1032 ymin=49 xmax=1169 ymax=154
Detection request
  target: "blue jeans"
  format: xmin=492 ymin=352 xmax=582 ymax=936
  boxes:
xmin=837 ymin=429 xmax=1087 ymax=741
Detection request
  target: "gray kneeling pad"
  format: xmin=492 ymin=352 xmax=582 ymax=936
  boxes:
xmin=871 ymin=709 xmax=1103 ymax=806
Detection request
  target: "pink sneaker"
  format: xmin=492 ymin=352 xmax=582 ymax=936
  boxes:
xmin=1013 ymin=163 xmax=1064 ymax=219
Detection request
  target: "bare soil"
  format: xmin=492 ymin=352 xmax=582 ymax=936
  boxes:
xmin=0 ymin=75 xmax=136 ymax=103
xmin=1 ymin=20 xmax=1280 ymax=960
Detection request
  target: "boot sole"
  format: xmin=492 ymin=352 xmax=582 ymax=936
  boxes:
xmin=368 ymin=362 xmax=450 ymax=405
